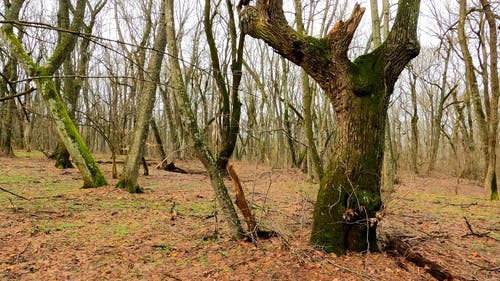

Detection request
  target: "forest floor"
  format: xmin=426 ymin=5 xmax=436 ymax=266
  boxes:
xmin=0 ymin=152 xmax=498 ymax=281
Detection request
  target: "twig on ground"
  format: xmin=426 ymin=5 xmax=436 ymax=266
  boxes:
xmin=0 ymin=187 xmax=30 ymax=200
xmin=448 ymin=202 xmax=478 ymax=208
xmin=463 ymin=216 xmax=490 ymax=237
xmin=292 ymin=247 xmax=377 ymax=281
xmin=15 ymin=242 xmax=31 ymax=263
xmin=325 ymin=258 xmax=378 ymax=281
xmin=467 ymin=260 xmax=500 ymax=272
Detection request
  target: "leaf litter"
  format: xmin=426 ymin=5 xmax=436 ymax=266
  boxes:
xmin=0 ymin=154 xmax=498 ymax=280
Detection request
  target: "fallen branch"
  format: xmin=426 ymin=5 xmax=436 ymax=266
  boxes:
xmin=463 ymin=216 xmax=490 ymax=237
xmin=448 ymin=202 xmax=478 ymax=208
xmin=467 ymin=260 xmax=500 ymax=272
xmin=15 ymin=242 xmax=31 ymax=263
xmin=382 ymin=233 xmax=454 ymax=281
xmin=0 ymin=187 xmax=30 ymax=200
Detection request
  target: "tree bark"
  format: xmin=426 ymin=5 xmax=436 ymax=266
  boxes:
xmin=408 ymin=68 xmax=419 ymax=174
xmin=0 ymin=56 xmax=17 ymax=157
xmin=166 ymin=0 xmax=243 ymax=239
xmin=240 ymin=0 xmax=420 ymax=254
xmin=52 ymin=0 xmax=76 ymax=169
xmin=479 ymin=0 xmax=499 ymax=200
xmin=116 ymin=0 xmax=168 ymax=193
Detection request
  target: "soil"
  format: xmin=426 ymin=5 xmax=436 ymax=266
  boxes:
xmin=0 ymin=152 xmax=498 ymax=280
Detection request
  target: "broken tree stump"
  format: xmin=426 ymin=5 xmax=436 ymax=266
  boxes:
xmin=227 ymin=163 xmax=257 ymax=232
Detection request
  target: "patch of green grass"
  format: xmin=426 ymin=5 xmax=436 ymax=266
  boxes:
xmin=170 ymin=184 xmax=199 ymax=191
xmin=471 ymin=241 xmax=497 ymax=252
xmin=112 ymin=223 xmax=131 ymax=236
xmin=13 ymin=150 xmax=46 ymax=159
xmin=198 ymin=255 xmax=209 ymax=266
xmin=152 ymin=243 xmax=173 ymax=255
xmin=177 ymin=201 xmax=214 ymax=216
xmin=39 ymin=221 xmax=82 ymax=234
xmin=0 ymin=174 xmax=36 ymax=185
xmin=69 ymin=202 xmax=89 ymax=211
xmin=97 ymin=200 xmax=169 ymax=211
xmin=97 ymin=222 xmax=139 ymax=237
xmin=490 ymin=233 xmax=500 ymax=240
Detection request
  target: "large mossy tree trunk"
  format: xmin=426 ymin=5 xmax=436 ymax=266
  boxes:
xmin=313 ymin=87 xmax=387 ymax=252
xmin=240 ymin=0 xmax=421 ymax=254
xmin=1 ymin=0 xmax=107 ymax=188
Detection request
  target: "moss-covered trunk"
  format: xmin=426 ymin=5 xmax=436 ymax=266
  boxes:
xmin=240 ymin=0 xmax=420 ymax=254
xmin=311 ymin=85 xmax=386 ymax=253
xmin=38 ymin=74 xmax=107 ymax=188
xmin=0 ymin=0 xmax=107 ymax=188
xmin=116 ymin=0 xmax=168 ymax=193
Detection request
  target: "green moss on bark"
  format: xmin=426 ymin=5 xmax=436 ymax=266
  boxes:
xmin=116 ymin=179 xmax=143 ymax=194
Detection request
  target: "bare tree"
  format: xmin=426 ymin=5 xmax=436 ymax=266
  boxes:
xmin=479 ymin=0 xmax=498 ymax=200
xmin=165 ymin=0 xmax=243 ymax=238
xmin=204 ymin=0 xmax=245 ymax=174
xmin=116 ymin=0 xmax=168 ymax=193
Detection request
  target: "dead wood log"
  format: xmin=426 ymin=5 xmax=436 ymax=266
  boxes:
xmin=227 ymin=163 xmax=256 ymax=232
xmin=156 ymin=158 xmax=187 ymax=174
xmin=382 ymin=233 xmax=454 ymax=281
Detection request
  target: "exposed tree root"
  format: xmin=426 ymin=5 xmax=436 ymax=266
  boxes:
xmin=381 ymin=233 xmax=454 ymax=281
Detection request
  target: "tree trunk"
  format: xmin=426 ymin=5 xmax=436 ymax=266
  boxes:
xmin=240 ymin=0 xmax=420 ymax=254
xmin=428 ymin=47 xmax=452 ymax=173
xmin=458 ymin=0 xmax=488 ymax=167
xmin=166 ymin=0 xmax=243 ymax=239
xmin=479 ymin=0 xmax=499 ymax=200
xmin=409 ymin=69 xmax=419 ymax=174
xmin=0 ymin=63 xmax=16 ymax=157
xmin=0 ymin=0 xmax=107 ymax=188
xmin=312 ymin=90 xmax=387 ymax=253
xmin=50 ymin=142 xmax=74 ymax=168
xmin=281 ymin=58 xmax=300 ymax=167
xmin=293 ymin=0 xmax=323 ymax=181
xmin=381 ymin=115 xmax=396 ymax=197
xmin=204 ymin=0 xmax=244 ymax=175
xmin=116 ymin=0 xmax=168 ymax=193
xmin=150 ymin=118 xmax=170 ymax=170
